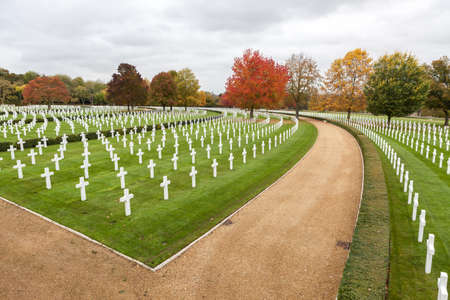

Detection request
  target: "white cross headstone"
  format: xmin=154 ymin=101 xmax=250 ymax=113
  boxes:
xmin=27 ymin=149 xmax=37 ymax=165
xmin=160 ymin=176 xmax=171 ymax=200
xmin=129 ymin=141 xmax=134 ymax=155
xmin=112 ymin=154 xmax=120 ymax=171
xmin=189 ymin=166 xmax=197 ymax=188
xmin=75 ymin=176 xmax=89 ymax=201
xmin=242 ymin=148 xmax=247 ymax=164
xmin=80 ymin=159 xmax=91 ymax=179
xmin=157 ymin=144 xmax=162 ymax=159
xmin=437 ymin=272 xmax=448 ymax=300
xmin=425 ymin=233 xmax=435 ymax=274
xmin=228 ymin=152 xmax=234 ymax=170
xmin=146 ymin=138 xmax=152 ymax=151
xmin=147 ymin=159 xmax=156 ymax=178
xmin=7 ymin=145 xmax=16 ymax=160
xmin=206 ymin=144 xmax=211 ymax=159
xmin=412 ymin=192 xmax=419 ymax=221
xmin=117 ymin=167 xmax=127 ymax=189
xmin=120 ymin=188 xmax=133 ymax=216
xmin=17 ymin=138 xmax=25 ymax=151
xmin=418 ymin=209 xmax=426 ymax=243
xmin=171 ymin=153 xmax=178 ymax=170
xmin=408 ymin=180 xmax=414 ymax=204
xmin=136 ymin=148 xmax=144 ymax=164
xmin=191 ymin=148 xmax=196 ymax=164
xmin=403 ymin=171 xmax=409 ymax=192
xmin=40 ymin=167 xmax=54 ymax=189
xmin=211 ymin=158 xmax=218 ymax=177
xmin=52 ymin=154 xmax=61 ymax=171
xmin=36 ymin=142 xmax=43 ymax=155
xmin=13 ymin=160 xmax=25 ymax=179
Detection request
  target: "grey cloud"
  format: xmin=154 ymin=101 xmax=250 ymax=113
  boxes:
xmin=0 ymin=0 xmax=449 ymax=93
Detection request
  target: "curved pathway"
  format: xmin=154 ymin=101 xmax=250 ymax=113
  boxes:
xmin=0 ymin=118 xmax=363 ymax=299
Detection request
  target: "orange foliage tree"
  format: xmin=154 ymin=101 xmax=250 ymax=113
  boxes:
xmin=223 ymin=49 xmax=290 ymax=118
xmin=23 ymin=76 xmax=71 ymax=108
xmin=323 ymin=48 xmax=372 ymax=119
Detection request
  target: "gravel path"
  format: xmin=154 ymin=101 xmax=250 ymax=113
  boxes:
xmin=0 ymin=118 xmax=363 ymax=299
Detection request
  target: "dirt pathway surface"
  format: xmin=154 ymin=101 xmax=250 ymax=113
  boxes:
xmin=0 ymin=118 xmax=363 ymax=300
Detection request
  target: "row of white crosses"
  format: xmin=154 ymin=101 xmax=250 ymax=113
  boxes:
xmin=1 ymin=106 xmax=207 ymax=145
xmin=96 ymin=114 xmax=296 ymax=215
xmin=301 ymin=111 xmax=447 ymax=298
xmin=364 ymin=120 xmax=450 ymax=175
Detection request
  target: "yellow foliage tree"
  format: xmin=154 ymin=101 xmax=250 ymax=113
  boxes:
xmin=324 ymin=48 xmax=372 ymax=119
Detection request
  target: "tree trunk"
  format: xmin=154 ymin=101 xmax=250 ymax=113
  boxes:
xmin=346 ymin=109 xmax=351 ymax=120
xmin=185 ymin=105 xmax=187 ymax=111
xmin=250 ymin=106 xmax=254 ymax=119
xmin=444 ymin=109 xmax=449 ymax=126
xmin=387 ymin=114 xmax=392 ymax=125
xmin=170 ymin=106 xmax=173 ymax=111
xmin=162 ymin=105 xmax=166 ymax=111
xmin=295 ymin=102 xmax=299 ymax=118
xmin=127 ymin=103 xmax=130 ymax=112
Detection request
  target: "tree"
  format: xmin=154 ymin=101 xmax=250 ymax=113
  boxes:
xmin=223 ymin=49 xmax=289 ymax=118
xmin=175 ymin=68 xmax=200 ymax=110
xmin=0 ymin=79 xmax=15 ymax=104
xmin=23 ymin=71 xmax=39 ymax=83
xmin=192 ymin=90 xmax=207 ymax=106
xmin=106 ymin=63 xmax=149 ymax=111
xmin=204 ymin=91 xmax=220 ymax=107
xmin=73 ymin=85 xmax=90 ymax=104
xmin=286 ymin=54 xmax=321 ymax=117
xmin=23 ymin=76 xmax=71 ymax=108
xmin=424 ymin=56 xmax=449 ymax=126
xmin=150 ymin=72 xmax=177 ymax=111
xmin=365 ymin=52 xmax=430 ymax=124
xmin=324 ymin=48 xmax=372 ymax=119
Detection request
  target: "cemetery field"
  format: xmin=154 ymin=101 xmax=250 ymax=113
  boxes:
xmin=0 ymin=118 xmax=317 ymax=267
xmin=0 ymin=110 xmax=220 ymax=144
xmin=378 ymin=133 xmax=449 ymax=299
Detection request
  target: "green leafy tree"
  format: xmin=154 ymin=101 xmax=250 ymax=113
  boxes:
xmin=424 ymin=56 xmax=449 ymax=125
xmin=175 ymin=68 xmax=200 ymax=110
xmin=23 ymin=71 xmax=39 ymax=83
xmin=205 ymin=91 xmax=220 ymax=107
xmin=106 ymin=63 xmax=149 ymax=111
xmin=0 ymin=79 xmax=16 ymax=104
xmin=364 ymin=52 xmax=430 ymax=124
xmin=150 ymin=72 xmax=177 ymax=111
xmin=73 ymin=85 xmax=90 ymax=104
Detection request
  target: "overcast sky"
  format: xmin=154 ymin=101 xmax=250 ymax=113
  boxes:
xmin=0 ymin=0 xmax=449 ymax=93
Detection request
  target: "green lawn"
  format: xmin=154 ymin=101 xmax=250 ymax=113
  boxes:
xmin=376 ymin=131 xmax=449 ymax=299
xmin=0 ymin=118 xmax=317 ymax=267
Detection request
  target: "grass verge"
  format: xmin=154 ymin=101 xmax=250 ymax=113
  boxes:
xmin=307 ymin=117 xmax=390 ymax=299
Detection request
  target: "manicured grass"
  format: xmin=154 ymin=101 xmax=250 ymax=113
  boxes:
xmin=378 ymin=133 xmax=449 ymax=299
xmin=0 ymin=119 xmax=317 ymax=267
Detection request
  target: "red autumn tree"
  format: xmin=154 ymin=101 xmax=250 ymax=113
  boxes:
xmin=23 ymin=76 xmax=71 ymax=108
xmin=107 ymin=63 xmax=149 ymax=111
xmin=150 ymin=72 xmax=177 ymax=111
xmin=223 ymin=49 xmax=290 ymax=118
